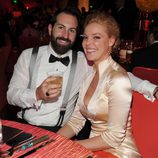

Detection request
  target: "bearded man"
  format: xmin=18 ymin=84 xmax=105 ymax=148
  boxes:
xmin=7 ymin=7 xmax=90 ymax=132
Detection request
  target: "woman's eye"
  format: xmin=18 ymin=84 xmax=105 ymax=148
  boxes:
xmin=81 ymin=35 xmax=101 ymax=40
xmin=93 ymin=36 xmax=101 ymax=40
xmin=80 ymin=35 xmax=87 ymax=40
xmin=83 ymin=36 xmax=88 ymax=40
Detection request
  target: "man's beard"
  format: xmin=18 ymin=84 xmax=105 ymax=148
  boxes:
xmin=50 ymin=33 xmax=74 ymax=55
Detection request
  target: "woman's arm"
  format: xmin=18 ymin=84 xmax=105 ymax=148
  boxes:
xmin=57 ymin=124 xmax=76 ymax=138
xmin=57 ymin=98 xmax=87 ymax=138
xmin=75 ymin=135 xmax=109 ymax=151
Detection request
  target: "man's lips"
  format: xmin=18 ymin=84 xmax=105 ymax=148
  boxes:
xmin=57 ymin=39 xmax=70 ymax=46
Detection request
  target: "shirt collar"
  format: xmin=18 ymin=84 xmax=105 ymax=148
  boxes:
xmin=47 ymin=43 xmax=72 ymax=59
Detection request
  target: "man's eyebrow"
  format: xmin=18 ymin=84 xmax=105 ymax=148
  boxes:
xmin=55 ymin=23 xmax=64 ymax=27
xmin=55 ymin=23 xmax=77 ymax=30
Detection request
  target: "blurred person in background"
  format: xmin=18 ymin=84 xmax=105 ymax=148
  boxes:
xmin=130 ymin=22 xmax=158 ymax=70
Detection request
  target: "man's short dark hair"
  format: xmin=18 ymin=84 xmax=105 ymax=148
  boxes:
xmin=50 ymin=7 xmax=81 ymax=33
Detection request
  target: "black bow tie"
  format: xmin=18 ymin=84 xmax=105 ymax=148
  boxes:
xmin=49 ymin=54 xmax=70 ymax=66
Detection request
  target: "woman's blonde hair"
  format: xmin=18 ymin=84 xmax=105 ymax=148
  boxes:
xmin=84 ymin=11 xmax=120 ymax=40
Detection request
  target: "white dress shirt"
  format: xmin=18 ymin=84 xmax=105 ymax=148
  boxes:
xmin=128 ymin=72 xmax=157 ymax=102
xmin=7 ymin=44 xmax=90 ymax=126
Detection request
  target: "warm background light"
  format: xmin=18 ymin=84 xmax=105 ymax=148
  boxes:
xmin=135 ymin=0 xmax=158 ymax=12
xmin=78 ymin=0 xmax=89 ymax=12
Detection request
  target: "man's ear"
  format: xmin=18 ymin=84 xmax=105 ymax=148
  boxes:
xmin=48 ymin=24 xmax=52 ymax=36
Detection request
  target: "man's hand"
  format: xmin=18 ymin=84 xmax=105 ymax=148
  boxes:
xmin=36 ymin=76 xmax=62 ymax=102
xmin=153 ymin=87 xmax=158 ymax=100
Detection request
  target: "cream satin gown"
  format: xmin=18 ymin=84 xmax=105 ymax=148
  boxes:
xmin=68 ymin=56 xmax=141 ymax=158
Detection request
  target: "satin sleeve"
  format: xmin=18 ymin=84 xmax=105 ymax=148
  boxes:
xmin=101 ymin=72 xmax=132 ymax=148
xmin=67 ymin=93 xmax=87 ymax=135
xmin=68 ymin=104 xmax=86 ymax=135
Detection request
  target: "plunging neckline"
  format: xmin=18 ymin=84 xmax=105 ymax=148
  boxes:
xmin=84 ymin=71 xmax=99 ymax=107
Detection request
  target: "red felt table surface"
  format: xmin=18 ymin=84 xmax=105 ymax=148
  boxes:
xmin=1 ymin=120 xmax=96 ymax=158
xmin=1 ymin=120 xmax=118 ymax=158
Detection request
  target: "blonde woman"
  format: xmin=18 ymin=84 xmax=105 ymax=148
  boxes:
xmin=58 ymin=11 xmax=140 ymax=158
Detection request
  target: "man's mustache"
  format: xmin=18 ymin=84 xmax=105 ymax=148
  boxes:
xmin=56 ymin=37 xmax=71 ymax=43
